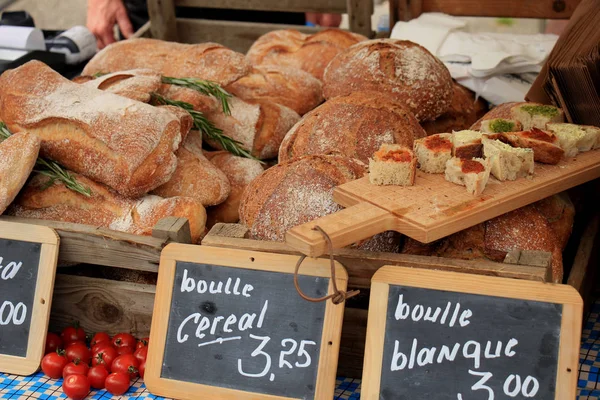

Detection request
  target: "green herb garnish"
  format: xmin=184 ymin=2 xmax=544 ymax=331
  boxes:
xmin=162 ymin=76 xmax=232 ymax=115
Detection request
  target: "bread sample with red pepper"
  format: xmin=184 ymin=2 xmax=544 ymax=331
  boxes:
xmin=413 ymin=133 xmax=453 ymax=173
xmin=369 ymin=144 xmax=416 ymax=186
xmin=444 ymin=157 xmax=491 ymax=196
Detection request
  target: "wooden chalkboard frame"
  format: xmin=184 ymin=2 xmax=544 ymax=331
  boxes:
xmin=362 ymin=266 xmax=583 ymax=400
xmin=0 ymin=221 xmax=59 ymax=376
xmin=145 ymin=244 xmax=347 ymax=400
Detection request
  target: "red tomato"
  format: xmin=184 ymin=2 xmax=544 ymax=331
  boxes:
xmin=62 ymin=374 xmax=90 ymax=400
xmin=62 ymin=361 xmax=90 ymax=379
xmin=111 ymin=354 xmax=139 ymax=380
xmin=90 ymin=332 xmax=111 ymax=347
xmin=133 ymin=346 xmax=148 ymax=365
xmin=65 ymin=343 xmax=91 ymax=365
xmin=63 ymin=340 xmax=86 ymax=350
xmin=45 ymin=333 xmax=63 ymax=355
xmin=138 ymin=361 xmax=146 ymax=379
xmin=105 ymin=372 xmax=131 ymax=395
xmin=41 ymin=350 xmax=68 ymax=379
xmin=87 ymin=365 xmax=109 ymax=390
xmin=91 ymin=341 xmax=113 ymax=355
xmin=136 ymin=337 xmax=149 ymax=349
xmin=61 ymin=325 xmax=86 ymax=346
xmin=92 ymin=345 xmax=118 ymax=372
xmin=116 ymin=346 xmax=134 ymax=355
xmin=112 ymin=333 xmax=136 ymax=353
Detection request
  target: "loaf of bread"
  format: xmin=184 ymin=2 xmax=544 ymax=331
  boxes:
xmin=204 ymin=96 xmax=300 ymax=160
xmin=152 ymin=133 xmax=230 ymax=207
xmin=204 ymin=151 xmax=264 ymax=228
xmin=83 ymin=39 xmax=251 ymax=87
xmin=501 ymin=128 xmax=564 ymax=164
xmin=323 ymin=39 xmax=453 ymax=121
xmin=225 ymin=65 xmax=323 ymax=115
xmin=156 ymin=84 xmax=219 ymax=114
xmin=81 ymin=69 xmax=162 ymax=103
xmin=246 ymin=29 xmax=368 ymax=81
xmin=0 ymin=61 xmax=182 ymax=198
xmin=0 ymin=133 xmax=40 ymax=214
xmin=279 ymin=92 xmax=426 ymax=164
xmin=413 ymin=133 xmax=453 ymax=174
xmin=9 ymin=173 xmax=207 ymax=243
xmin=369 ymin=144 xmax=416 ymax=186
xmin=421 ymin=83 xmax=479 ymax=135
xmin=482 ymin=137 xmax=534 ymax=181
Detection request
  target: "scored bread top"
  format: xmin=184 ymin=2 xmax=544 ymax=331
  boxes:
xmin=81 ymin=69 xmax=162 ymax=103
xmin=323 ymin=39 xmax=453 ymax=122
xmin=83 ymin=38 xmax=251 ymax=87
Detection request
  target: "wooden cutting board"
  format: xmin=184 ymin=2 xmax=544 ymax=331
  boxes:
xmin=286 ymin=150 xmax=600 ymax=257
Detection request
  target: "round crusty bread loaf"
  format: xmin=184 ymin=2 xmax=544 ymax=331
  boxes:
xmin=82 ymin=38 xmax=251 ymax=87
xmin=0 ymin=132 xmax=40 ymax=214
xmin=323 ymin=39 xmax=453 ymax=122
xmin=246 ymin=29 xmax=368 ymax=81
xmin=225 ymin=65 xmax=323 ymax=116
xmin=421 ymin=83 xmax=479 ymax=135
xmin=279 ymin=92 xmax=426 ymax=164
xmin=239 ymin=154 xmax=401 ymax=252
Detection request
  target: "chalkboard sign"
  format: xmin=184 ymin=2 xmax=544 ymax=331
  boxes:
xmin=362 ymin=266 xmax=582 ymax=400
xmin=0 ymin=220 xmax=59 ymax=376
xmin=145 ymin=244 xmax=347 ymax=400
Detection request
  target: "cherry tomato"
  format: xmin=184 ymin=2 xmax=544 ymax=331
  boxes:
xmin=90 ymin=332 xmax=111 ymax=347
xmin=61 ymin=325 xmax=86 ymax=346
xmin=62 ymin=361 xmax=90 ymax=379
xmin=112 ymin=333 xmax=136 ymax=353
xmin=91 ymin=341 xmax=113 ymax=355
xmin=136 ymin=337 xmax=149 ymax=349
xmin=62 ymin=374 xmax=90 ymax=400
xmin=138 ymin=361 xmax=146 ymax=379
xmin=87 ymin=365 xmax=109 ymax=390
xmin=45 ymin=332 xmax=63 ymax=355
xmin=111 ymin=354 xmax=139 ymax=380
xmin=66 ymin=342 xmax=91 ymax=365
xmin=133 ymin=346 xmax=148 ymax=365
xmin=105 ymin=372 xmax=131 ymax=395
xmin=41 ymin=350 xmax=68 ymax=379
xmin=92 ymin=345 xmax=118 ymax=372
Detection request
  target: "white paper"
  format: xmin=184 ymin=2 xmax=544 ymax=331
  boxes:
xmin=0 ymin=26 xmax=45 ymax=51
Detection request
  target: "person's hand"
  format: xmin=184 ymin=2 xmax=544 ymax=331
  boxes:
xmin=87 ymin=0 xmax=134 ymax=49
xmin=305 ymin=13 xmax=342 ymax=28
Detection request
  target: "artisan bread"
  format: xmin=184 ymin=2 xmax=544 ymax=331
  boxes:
xmin=9 ymin=173 xmax=207 ymax=243
xmin=204 ymin=151 xmax=264 ymax=228
xmin=246 ymin=29 xmax=368 ymax=81
xmin=156 ymin=84 xmax=219 ymax=114
xmin=204 ymin=96 xmax=300 ymax=160
xmin=421 ymin=83 xmax=479 ymax=135
xmin=0 ymin=133 xmax=40 ymax=214
xmin=278 ymin=92 xmax=426 ymax=164
xmin=511 ymin=103 xmax=564 ymax=130
xmin=413 ymin=133 xmax=453 ymax=174
xmin=225 ymin=65 xmax=323 ymax=115
xmin=451 ymin=130 xmax=484 ymax=159
xmin=480 ymin=118 xmax=522 ymax=134
xmin=322 ymin=39 xmax=453 ymax=121
xmin=501 ymin=128 xmax=564 ymax=164
xmin=152 ymin=133 xmax=231 ymax=207
xmin=81 ymin=69 xmax=162 ymax=103
xmin=470 ymin=102 xmax=524 ymax=130
xmin=369 ymin=144 xmax=416 ymax=186
xmin=83 ymin=38 xmax=251 ymax=87
xmin=0 ymin=61 xmax=182 ymax=198
xmin=533 ymin=193 xmax=575 ymax=251
xmin=445 ymin=157 xmax=491 ymax=196
xmin=547 ymin=123 xmax=598 ymax=156
xmin=482 ymin=137 xmax=534 ymax=181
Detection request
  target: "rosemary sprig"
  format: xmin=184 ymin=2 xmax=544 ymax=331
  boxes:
xmin=151 ymin=93 xmax=262 ymax=162
xmin=0 ymin=122 xmax=92 ymax=197
xmin=161 ymin=76 xmax=232 ymax=115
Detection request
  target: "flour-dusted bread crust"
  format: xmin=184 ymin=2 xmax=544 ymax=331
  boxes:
xmin=278 ymin=92 xmax=426 ymax=164
xmin=156 ymin=84 xmax=220 ymax=114
xmin=81 ymin=69 xmax=162 ymax=103
xmin=369 ymin=144 xmax=416 ymax=186
xmin=204 ymin=96 xmax=300 ymax=160
xmin=246 ymin=28 xmax=368 ymax=81
xmin=413 ymin=133 xmax=452 ymax=173
xmin=205 ymin=151 xmax=264 ymax=228
xmin=83 ymin=39 xmax=251 ymax=87
xmin=323 ymin=39 xmax=453 ymax=121
xmin=152 ymin=133 xmax=231 ymax=207
xmin=421 ymin=83 xmax=478 ymax=135
xmin=225 ymin=65 xmax=323 ymax=115
xmin=9 ymin=173 xmax=207 ymax=243
xmin=0 ymin=133 xmax=40 ymax=214
xmin=501 ymin=128 xmax=564 ymax=164
xmin=482 ymin=137 xmax=534 ymax=181
xmin=445 ymin=157 xmax=491 ymax=196
xmin=0 ymin=61 xmax=181 ymax=198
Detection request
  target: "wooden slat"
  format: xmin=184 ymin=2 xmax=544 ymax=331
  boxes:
xmin=177 ymin=18 xmax=320 ymax=53
xmin=175 ymin=0 xmax=347 ymax=13
xmin=148 ymin=0 xmax=179 ymax=41
xmin=567 ymin=213 xmax=599 ymax=316
xmin=347 ymin=0 xmax=374 ymax=37
xmin=418 ymin=0 xmax=580 ymax=19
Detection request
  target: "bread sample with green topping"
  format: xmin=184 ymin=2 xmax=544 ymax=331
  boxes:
xmin=501 ymin=128 xmax=564 ymax=165
xmin=482 ymin=137 xmax=534 ymax=181
xmin=511 ymin=103 xmax=564 ymax=130
xmin=583 ymin=125 xmax=600 ymax=149
xmin=547 ymin=123 xmax=597 ymax=157
xmin=444 ymin=157 xmax=491 ymax=196
xmin=480 ymin=118 xmax=522 ymax=134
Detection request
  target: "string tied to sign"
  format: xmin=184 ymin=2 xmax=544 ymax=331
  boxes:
xmin=294 ymin=226 xmax=360 ymax=305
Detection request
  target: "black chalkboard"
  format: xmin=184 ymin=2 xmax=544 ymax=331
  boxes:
xmin=160 ymin=261 xmax=329 ymax=399
xmin=0 ymin=239 xmax=42 ymax=357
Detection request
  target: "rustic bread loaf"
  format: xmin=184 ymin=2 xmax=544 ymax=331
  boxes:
xmin=152 ymin=133 xmax=231 ymax=207
xmin=81 ymin=69 xmax=162 ymax=103
xmin=322 ymin=39 xmax=453 ymax=121
xmin=156 ymin=84 xmax=219 ymax=114
xmin=9 ymin=173 xmax=207 ymax=243
xmin=83 ymin=39 xmax=251 ymax=86
xmin=0 ymin=61 xmax=182 ymax=198
xmin=278 ymin=92 xmax=426 ymax=164
xmin=225 ymin=65 xmax=323 ymax=115
xmin=369 ymin=144 xmax=416 ymax=186
xmin=204 ymin=151 xmax=264 ymax=228
xmin=246 ymin=29 xmax=368 ymax=81
xmin=421 ymin=83 xmax=478 ymax=135
xmin=533 ymin=193 xmax=574 ymax=251
xmin=156 ymin=105 xmax=194 ymax=142
xmin=0 ymin=133 xmax=40 ymax=214
xmin=204 ymin=96 xmax=300 ymax=160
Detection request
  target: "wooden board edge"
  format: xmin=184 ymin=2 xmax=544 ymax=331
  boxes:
xmin=556 ymin=302 xmax=583 ymax=399
xmin=0 ymin=221 xmax=59 ymax=244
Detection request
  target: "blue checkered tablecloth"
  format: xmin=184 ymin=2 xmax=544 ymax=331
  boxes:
xmin=4 ymin=298 xmax=600 ymax=399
